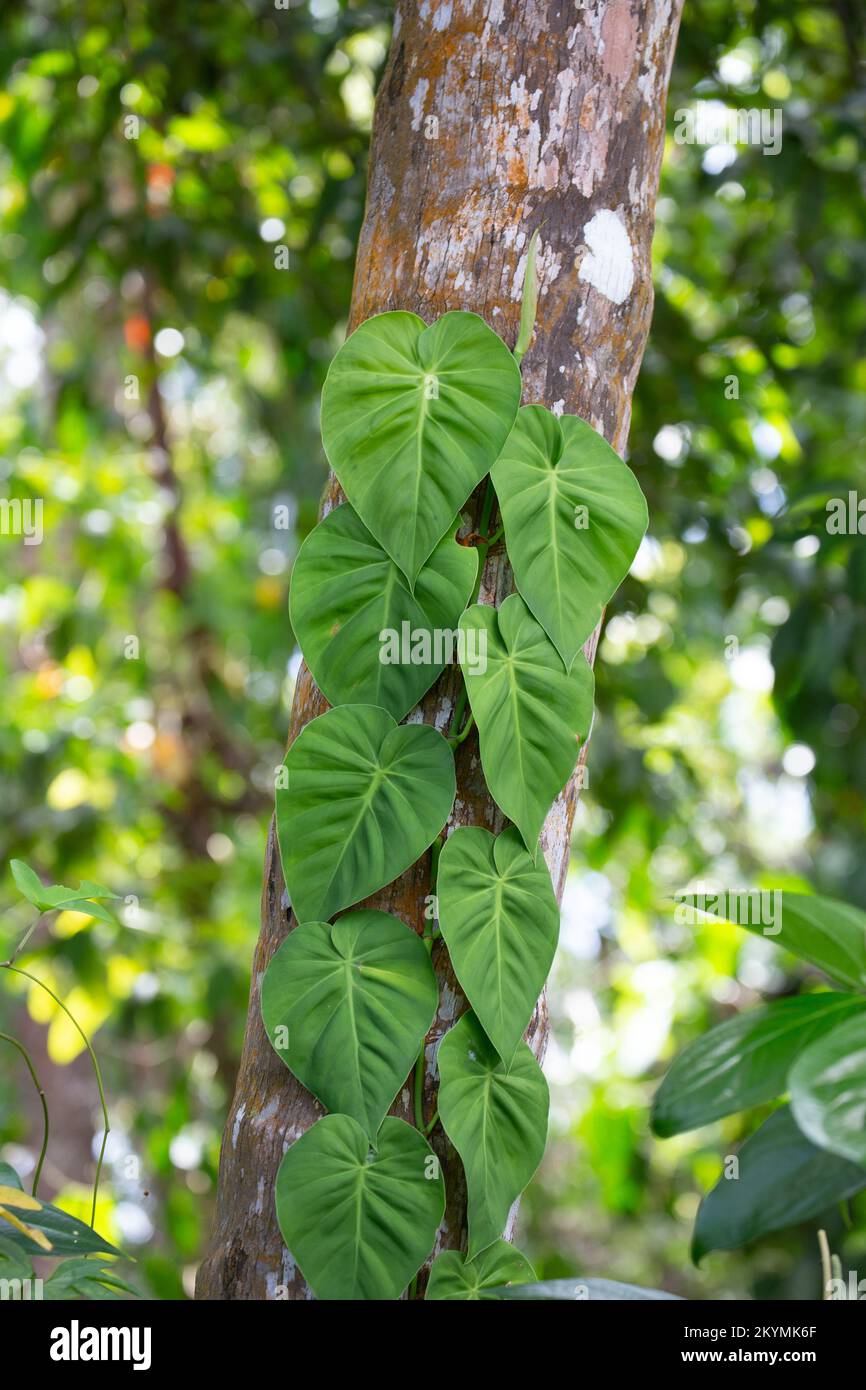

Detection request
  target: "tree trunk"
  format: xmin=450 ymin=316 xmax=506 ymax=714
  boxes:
xmin=197 ymin=0 xmax=683 ymax=1300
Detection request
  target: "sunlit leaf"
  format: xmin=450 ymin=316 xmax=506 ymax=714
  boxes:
xmin=492 ymin=405 xmax=647 ymax=669
xmin=321 ymin=311 xmax=521 ymax=586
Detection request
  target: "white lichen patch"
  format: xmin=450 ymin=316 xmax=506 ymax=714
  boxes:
xmin=578 ymin=209 xmax=634 ymax=304
xmin=409 ymin=78 xmax=429 ymax=132
xmin=419 ymin=0 xmax=453 ymax=32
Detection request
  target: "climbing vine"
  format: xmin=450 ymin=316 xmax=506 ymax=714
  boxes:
xmin=263 ymin=244 xmax=648 ymax=1301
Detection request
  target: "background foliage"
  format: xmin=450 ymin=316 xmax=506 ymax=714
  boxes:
xmin=1 ymin=0 xmax=863 ymax=1299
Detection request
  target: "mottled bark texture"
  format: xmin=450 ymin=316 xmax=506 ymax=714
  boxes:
xmin=197 ymin=0 xmax=683 ymax=1300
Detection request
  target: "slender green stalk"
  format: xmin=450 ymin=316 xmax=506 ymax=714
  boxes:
xmin=1 ymin=963 xmax=109 ymax=1228
xmin=3 ymin=912 xmax=45 ymax=968
xmin=0 ymin=1031 xmax=49 ymax=1196
xmin=449 ymin=712 xmax=475 ymax=748
xmin=817 ymin=1228 xmax=832 ymax=1299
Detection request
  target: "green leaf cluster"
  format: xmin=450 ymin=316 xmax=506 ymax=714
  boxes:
xmin=264 ymin=307 xmax=647 ymax=1299
xmin=653 ymin=892 xmax=866 ymax=1260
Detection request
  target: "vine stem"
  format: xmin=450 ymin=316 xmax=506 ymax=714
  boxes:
xmin=1 ymin=963 xmax=109 ymax=1228
xmin=0 ymin=1031 xmax=49 ymax=1196
xmin=818 ymin=1229 xmax=832 ymax=1299
xmin=449 ymin=712 xmax=475 ymax=748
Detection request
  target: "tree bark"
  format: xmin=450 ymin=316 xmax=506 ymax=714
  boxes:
xmin=197 ymin=0 xmax=683 ymax=1300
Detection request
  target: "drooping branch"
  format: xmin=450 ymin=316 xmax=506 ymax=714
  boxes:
xmin=198 ymin=0 xmax=683 ymax=1300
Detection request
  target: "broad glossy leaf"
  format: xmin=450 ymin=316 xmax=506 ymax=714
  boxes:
xmin=692 ymin=1106 xmax=866 ymax=1262
xmin=438 ymin=1011 xmax=548 ymax=1257
xmin=492 ymin=405 xmax=647 ymax=668
xmin=488 ymin=1277 xmax=681 ymax=1301
xmin=275 ymin=1114 xmax=445 ymax=1301
xmin=0 ymin=1182 xmax=121 ymax=1259
xmin=276 ymin=703 xmax=455 ymax=924
xmin=790 ymin=1013 xmax=866 ymax=1165
xmin=678 ymin=890 xmax=866 ymax=991
xmin=0 ymin=1185 xmax=52 ymax=1251
xmin=652 ymin=993 xmax=866 ymax=1137
xmin=261 ymin=909 xmax=438 ymax=1140
xmin=426 ymin=1241 xmax=535 ymax=1300
xmin=459 ymin=595 xmax=594 ymax=855
xmin=321 ymin=310 xmax=521 ymax=586
xmin=289 ymin=503 xmax=477 ymax=720
xmin=438 ymin=826 xmax=559 ymax=1062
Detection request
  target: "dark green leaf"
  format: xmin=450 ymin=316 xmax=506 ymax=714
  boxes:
xmin=692 ymin=1106 xmax=866 ymax=1261
xmin=790 ymin=1012 xmax=866 ymax=1166
xmin=652 ymin=993 xmax=866 ymax=1137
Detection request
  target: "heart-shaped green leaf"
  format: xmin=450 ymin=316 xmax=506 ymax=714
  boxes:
xmin=438 ymin=1011 xmax=548 ymax=1257
xmin=790 ymin=1013 xmax=866 ymax=1166
xmin=492 ymin=405 xmax=647 ymax=669
xmin=459 ymin=595 xmax=594 ymax=855
xmin=261 ymin=909 xmax=438 ymax=1140
xmin=276 ymin=704 xmax=455 ymax=924
xmin=438 ymin=826 xmax=559 ymax=1062
xmin=275 ymin=1114 xmax=445 ymax=1300
xmin=321 ymin=310 xmax=521 ymax=587
xmin=426 ymin=1240 xmax=535 ymax=1300
xmin=652 ymin=993 xmax=866 ymax=1138
xmin=289 ymin=502 xmax=477 ymax=721
xmin=692 ymin=1106 xmax=866 ymax=1262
